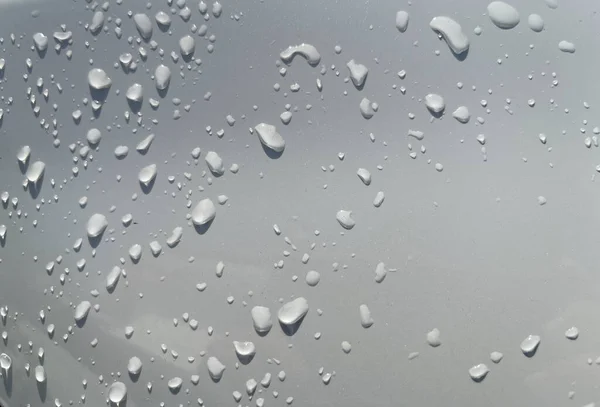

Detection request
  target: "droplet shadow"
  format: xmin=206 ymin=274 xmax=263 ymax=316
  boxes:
xmin=261 ymin=144 xmax=283 ymax=159
xmin=193 ymin=219 xmax=214 ymax=235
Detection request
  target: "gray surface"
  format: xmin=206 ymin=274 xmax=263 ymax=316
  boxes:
xmin=0 ymin=0 xmax=599 ymax=405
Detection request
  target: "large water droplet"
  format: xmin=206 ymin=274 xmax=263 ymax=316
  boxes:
xmin=192 ymin=198 xmax=216 ymax=226
xmin=430 ymin=16 xmax=470 ymax=55
xmin=133 ymin=13 xmax=153 ymax=40
xmin=359 ymin=304 xmax=374 ymax=328
xmin=88 ymin=68 xmax=112 ymax=91
xmin=26 ymin=161 xmax=45 ymax=184
xmin=108 ymin=381 xmax=127 ymax=406
xmin=179 ymin=35 xmax=195 ymax=57
xmin=278 ymin=297 xmax=309 ymax=332
xmin=280 ymin=44 xmax=321 ymax=66
xmin=155 ymin=65 xmax=171 ymax=91
xmin=487 ymin=2 xmax=520 ymax=29
xmin=336 ymin=210 xmax=355 ymax=229
xmin=395 ymin=11 xmax=409 ymax=32
xmin=87 ymin=213 xmax=108 ymax=239
xmin=205 ymin=151 xmax=224 ymax=175
xmin=255 ymin=123 xmax=285 ymax=154
xmin=251 ymin=306 xmax=272 ymax=335
xmin=425 ymin=94 xmax=445 ymax=114
xmin=233 ymin=341 xmax=256 ymax=364
xmin=207 ymin=356 xmax=226 ymax=381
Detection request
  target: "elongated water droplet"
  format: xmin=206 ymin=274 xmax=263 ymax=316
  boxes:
xmin=87 ymin=213 xmax=108 ymax=239
xmin=74 ymin=301 xmax=91 ymax=324
xmin=205 ymin=151 xmax=224 ymax=175
xmin=155 ymin=65 xmax=171 ymax=91
xmin=133 ymin=13 xmax=153 ymax=40
xmin=192 ymin=199 xmax=216 ymax=226
xmin=35 ymin=365 xmax=46 ymax=383
xmin=359 ymin=304 xmax=374 ymax=328
xmin=280 ymin=44 xmax=321 ymax=66
xmin=336 ymin=210 xmax=355 ymax=229
xmin=430 ymin=16 xmax=470 ymax=55
xmin=17 ymin=145 xmax=31 ymax=166
xmin=26 ymin=161 xmax=45 ymax=184
xmin=255 ymin=123 xmax=285 ymax=153
xmin=374 ymin=262 xmax=387 ymax=283
xmin=278 ymin=297 xmax=309 ymax=329
xmin=108 ymin=381 xmax=127 ymax=406
xmin=106 ymin=266 xmax=121 ymax=292
xmin=138 ymin=164 xmax=157 ymax=188
xmin=395 ymin=11 xmax=409 ymax=32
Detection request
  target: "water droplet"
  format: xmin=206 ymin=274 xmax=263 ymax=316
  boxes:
xmin=192 ymin=198 xmax=216 ymax=226
xmin=452 ymin=106 xmax=470 ymax=123
xmin=255 ymin=123 xmax=285 ymax=153
xmin=138 ymin=164 xmax=157 ymax=189
xmin=430 ymin=16 xmax=470 ymax=55
xmin=26 ymin=161 xmax=45 ymax=184
xmin=126 ymin=83 xmax=143 ymax=104
xmin=468 ymin=364 xmax=489 ymax=382
xmin=87 ymin=213 xmax=108 ymax=239
xmin=359 ymin=304 xmax=374 ymax=328
xmin=32 ymin=33 xmax=48 ymax=53
xmin=374 ymin=262 xmax=387 ymax=283
xmin=537 ymin=196 xmax=547 ymax=206
xmin=357 ymin=168 xmax=372 ymax=185
xmin=155 ymin=65 xmax=171 ymax=91
xmin=86 ymin=128 xmax=102 ymax=146
xmin=179 ymin=35 xmax=195 ymax=57
xmin=359 ymin=97 xmax=376 ymax=119
xmin=0 ymin=354 xmax=12 ymax=374
xmin=155 ymin=11 xmax=171 ymax=28
xmin=89 ymin=11 xmax=105 ymax=34
xmin=346 ymin=59 xmax=368 ymax=88
xmin=373 ymin=191 xmax=385 ymax=208
xmin=251 ymin=306 xmax=273 ymax=335
xmin=205 ymin=151 xmax=224 ymax=175
xmin=425 ymin=94 xmax=445 ymax=114
xmin=490 ymin=351 xmax=503 ymax=363
xmin=565 ymin=327 xmax=579 ymax=340
xmin=17 ymin=145 xmax=31 ymax=166
xmin=106 ymin=266 xmax=121 ymax=292
xmin=558 ymin=40 xmax=576 ymax=53
xmin=487 ymin=2 xmax=520 ymax=29
xmin=166 ymin=226 xmax=183 ymax=248
xmin=35 ymin=365 xmax=46 ymax=383
xmin=395 ymin=11 xmax=409 ymax=32
xmin=207 ymin=356 xmax=226 ymax=381
xmin=108 ymin=381 xmax=127 ymax=406
xmin=127 ymin=357 xmax=142 ymax=376
xmin=233 ymin=341 xmax=256 ymax=364
xmin=280 ymin=44 xmax=321 ymax=66
xmin=136 ymin=134 xmax=155 ymax=154
xmin=408 ymin=129 xmax=424 ymax=140
xmin=74 ymin=301 xmax=91 ymax=324
xmin=305 ymin=270 xmax=321 ymax=286
xmin=520 ymin=334 xmax=541 ymax=356
xmin=426 ymin=328 xmax=442 ymax=347
xmin=527 ymin=14 xmax=544 ymax=32
xmin=133 ymin=13 xmax=153 ymax=40
xmin=336 ymin=210 xmax=355 ymax=230
xmin=167 ymin=377 xmax=182 ymax=393
xmin=88 ymin=68 xmax=112 ymax=91
xmin=278 ymin=297 xmax=309 ymax=330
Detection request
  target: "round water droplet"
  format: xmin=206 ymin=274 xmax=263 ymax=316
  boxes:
xmin=527 ymin=14 xmax=544 ymax=32
xmin=305 ymin=270 xmax=321 ymax=286
xmin=425 ymin=94 xmax=445 ymax=114
xmin=487 ymin=1 xmax=520 ymax=29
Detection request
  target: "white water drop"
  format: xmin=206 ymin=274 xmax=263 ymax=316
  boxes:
xmin=359 ymin=97 xmax=376 ymax=119
xmin=452 ymin=106 xmax=470 ymax=123
xmin=346 ymin=59 xmax=368 ymax=88
xmin=86 ymin=128 xmax=102 ymax=146
xmin=278 ymin=297 xmax=309 ymax=328
xmin=88 ymin=68 xmax=112 ymax=90
xmin=179 ymin=35 xmax=195 ymax=57
xmin=336 ymin=210 xmax=355 ymax=229
xmin=89 ymin=11 xmax=105 ymax=34
xmin=136 ymin=134 xmax=155 ymax=154
xmin=35 ymin=365 xmax=46 ymax=383
xmin=468 ymin=364 xmax=489 ymax=382
xmin=127 ymin=357 xmax=142 ymax=376
xmin=374 ymin=262 xmax=387 ymax=283
xmin=527 ymin=14 xmax=544 ymax=32
xmin=192 ymin=199 xmax=216 ymax=226
xmin=426 ymin=328 xmax=442 ymax=347
xmin=26 ymin=161 xmax=45 ymax=184
xmin=565 ymin=327 xmax=579 ymax=340
xmin=133 ymin=13 xmax=153 ymax=40
xmin=138 ymin=164 xmax=157 ymax=187
xmin=251 ymin=306 xmax=272 ymax=334
xmin=205 ymin=151 xmax=224 ymax=175
xmin=425 ymin=94 xmax=445 ymax=114
xmin=558 ymin=40 xmax=576 ymax=53
xmin=129 ymin=244 xmax=142 ymax=262
xmin=490 ymin=351 xmax=503 ymax=363
xmin=520 ymin=335 xmax=541 ymax=356
xmin=87 ymin=213 xmax=108 ymax=239
xmin=74 ymin=301 xmax=91 ymax=323
xmin=166 ymin=226 xmax=183 ymax=247
xmin=357 ymin=168 xmax=372 ymax=185
xmin=155 ymin=11 xmax=171 ymax=28
xmin=373 ymin=191 xmax=385 ymax=208
xmin=305 ymin=270 xmax=321 ymax=286
xmin=207 ymin=357 xmax=226 ymax=381
xmin=168 ymin=377 xmax=182 ymax=392
xmin=155 ymin=65 xmax=171 ymax=91
xmin=108 ymin=382 xmax=127 ymax=406
xmin=395 ymin=11 xmax=409 ymax=32
xmin=33 ymin=33 xmax=48 ymax=53
xmin=17 ymin=145 xmax=31 ymax=166
xmin=126 ymin=83 xmax=143 ymax=104
xmin=280 ymin=44 xmax=321 ymax=66
xmin=487 ymin=2 xmax=520 ymax=29
xmin=233 ymin=341 xmax=256 ymax=363
xmin=255 ymin=123 xmax=285 ymax=153
xmin=359 ymin=304 xmax=374 ymax=328
xmin=430 ymin=16 xmax=470 ymax=55
xmin=106 ymin=266 xmax=121 ymax=292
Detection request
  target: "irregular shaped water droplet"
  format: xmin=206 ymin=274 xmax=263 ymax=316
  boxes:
xmin=74 ymin=301 xmax=91 ymax=324
xmin=155 ymin=65 xmax=171 ymax=91
xmin=192 ymin=199 xmax=216 ymax=226
xmin=166 ymin=226 xmax=183 ymax=248
xmin=280 ymin=44 xmax=321 ymax=66
xmin=26 ymin=161 xmax=45 ymax=184
xmin=490 ymin=351 xmax=503 ymax=363
xmin=255 ymin=123 xmax=285 ymax=153
xmin=565 ymin=327 xmax=579 ymax=340
xmin=88 ymin=68 xmax=112 ymax=91
xmin=136 ymin=134 xmax=155 ymax=154
xmin=207 ymin=356 xmax=225 ymax=381
xmin=205 ymin=151 xmax=224 ymax=175
xmin=346 ymin=59 xmax=368 ymax=89
xmin=425 ymin=94 xmax=445 ymax=114
xmin=336 ymin=210 xmax=355 ymax=229
xmin=452 ymin=106 xmax=470 ymax=123
xmin=233 ymin=341 xmax=256 ymax=364
xmin=357 ymin=168 xmax=371 ymax=185
xmin=138 ymin=164 xmax=157 ymax=188
xmin=126 ymin=83 xmax=143 ymax=104
xmin=430 ymin=16 xmax=470 ymax=55
xmin=33 ymin=33 xmax=48 ymax=53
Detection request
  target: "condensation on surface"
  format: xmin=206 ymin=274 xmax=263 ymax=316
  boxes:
xmin=0 ymin=0 xmax=599 ymax=406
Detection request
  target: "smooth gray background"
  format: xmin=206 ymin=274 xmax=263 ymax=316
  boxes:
xmin=1 ymin=0 xmax=600 ymax=405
